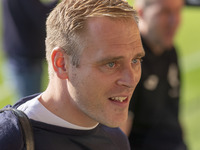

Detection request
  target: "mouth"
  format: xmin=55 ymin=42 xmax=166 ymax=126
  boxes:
xmin=109 ymin=96 xmax=128 ymax=103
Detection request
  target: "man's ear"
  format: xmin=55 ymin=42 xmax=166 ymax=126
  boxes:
xmin=51 ymin=47 xmax=68 ymax=79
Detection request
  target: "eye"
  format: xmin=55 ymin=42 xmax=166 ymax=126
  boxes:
xmin=106 ymin=62 xmax=116 ymax=68
xmin=132 ymin=58 xmax=143 ymax=64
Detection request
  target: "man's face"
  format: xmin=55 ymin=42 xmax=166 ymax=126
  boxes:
xmin=67 ymin=17 xmax=144 ymax=127
xmin=142 ymin=0 xmax=183 ymax=48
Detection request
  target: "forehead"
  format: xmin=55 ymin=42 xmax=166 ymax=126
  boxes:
xmin=79 ymin=17 xmax=144 ymax=60
xmin=85 ymin=17 xmax=140 ymax=43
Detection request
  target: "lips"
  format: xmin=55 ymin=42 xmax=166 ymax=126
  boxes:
xmin=109 ymin=97 xmax=128 ymax=102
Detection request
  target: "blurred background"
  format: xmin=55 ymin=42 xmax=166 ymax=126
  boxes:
xmin=0 ymin=0 xmax=199 ymax=150
xmin=127 ymin=0 xmax=200 ymax=150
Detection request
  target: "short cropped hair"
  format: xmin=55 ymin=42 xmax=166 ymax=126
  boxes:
xmin=45 ymin=0 xmax=138 ymax=68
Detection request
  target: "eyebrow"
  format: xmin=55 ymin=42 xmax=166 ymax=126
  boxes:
xmin=96 ymin=51 xmax=145 ymax=65
xmin=136 ymin=51 xmax=145 ymax=58
xmin=96 ymin=56 xmax=124 ymax=65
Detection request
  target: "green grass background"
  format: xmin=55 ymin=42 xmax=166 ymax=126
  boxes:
xmin=0 ymin=1 xmax=200 ymax=150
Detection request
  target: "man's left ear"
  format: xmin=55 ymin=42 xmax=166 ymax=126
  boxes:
xmin=51 ymin=47 xmax=68 ymax=79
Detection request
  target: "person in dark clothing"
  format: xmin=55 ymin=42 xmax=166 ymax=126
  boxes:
xmin=0 ymin=0 xmax=145 ymax=149
xmin=129 ymin=38 xmax=187 ymax=150
xmin=120 ymin=0 xmax=187 ymax=149
xmin=1 ymin=0 xmax=58 ymax=99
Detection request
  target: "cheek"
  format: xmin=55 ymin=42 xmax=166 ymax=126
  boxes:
xmin=71 ymin=67 xmax=114 ymax=102
xmin=68 ymin=69 xmax=88 ymax=101
xmin=77 ymin=71 xmax=105 ymax=96
xmin=76 ymin=76 xmax=108 ymax=113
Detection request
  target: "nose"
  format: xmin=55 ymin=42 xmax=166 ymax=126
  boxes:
xmin=116 ymin=65 xmax=141 ymax=88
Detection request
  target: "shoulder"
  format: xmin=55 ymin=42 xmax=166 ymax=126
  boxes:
xmin=99 ymin=124 xmax=131 ymax=150
xmin=0 ymin=107 xmax=24 ymax=150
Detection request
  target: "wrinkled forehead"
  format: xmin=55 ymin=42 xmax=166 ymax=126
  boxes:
xmin=79 ymin=16 xmax=142 ymax=52
xmin=82 ymin=16 xmax=138 ymax=39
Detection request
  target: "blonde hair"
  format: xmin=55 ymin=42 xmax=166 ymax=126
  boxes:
xmin=45 ymin=0 xmax=138 ymax=67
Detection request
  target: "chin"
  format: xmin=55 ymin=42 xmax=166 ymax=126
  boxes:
xmin=105 ymin=123 xmax=121 ymax=128
xmin=104 ymin=118 xmax=127 ymax=128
